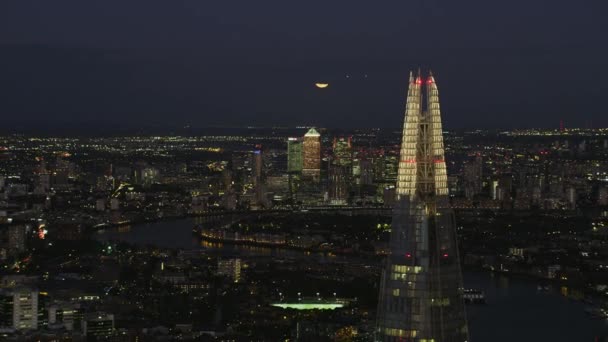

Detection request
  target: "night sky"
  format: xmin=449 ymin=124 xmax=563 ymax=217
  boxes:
xmin=1 ymin=1 xmax=607 ymax=130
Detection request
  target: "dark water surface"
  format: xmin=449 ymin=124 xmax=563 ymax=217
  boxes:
xmin=96 ymin=218 xmax=608 ymax=341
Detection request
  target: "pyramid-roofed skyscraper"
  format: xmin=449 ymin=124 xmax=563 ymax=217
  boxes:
xmin=375 ymin=71 xmax=469 ymax=341
xmin=302 ymin=127 xmax=321 ymax=180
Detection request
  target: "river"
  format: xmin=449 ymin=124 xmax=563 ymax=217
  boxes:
xmin=96 ymin=218 xmax=608 ymax=341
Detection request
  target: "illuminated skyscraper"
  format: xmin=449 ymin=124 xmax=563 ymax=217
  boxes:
xmin=376 ymin=71 xmax=468 ymax=341
xmin=329 ymin=136 xmax=353 ymax=204
xmin=329 ymin=166 xmax=349 ymax=205
xmin=302 ymin=128 xmax=321 ymax=179
xmin=332 ymin=136 xmax=353 ymax=167
xmin=252 ymin=147 xmax=269 ymax=208
xmin=253 ymin=148 xmax=263 ymax=187
xmin=287 ymin=137 xmax=303 ymax=173
xmin=463 ymin=154 xmax=483 ymax=199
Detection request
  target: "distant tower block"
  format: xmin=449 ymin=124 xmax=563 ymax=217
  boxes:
xmin=302 ymin=128 xmax=321 ymax=180
xmin=375 ymin=71 xmax=469 ymax=341
xmin=253 ymin=148 xmax=263 ymax=187
xmin=287 ymin=137 xmax=304 ymax=173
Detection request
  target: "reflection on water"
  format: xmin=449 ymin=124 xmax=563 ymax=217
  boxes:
xmin=117 ymin=225 xmax=132 ymax=233
xmin=200 ymin=240 xmax=225 ymax=249
xmin=97 ymin=218 xmax=608 ymax=341
xmin=465 ymin=271 xmax=608 ymax=342
xmin=97 ymin=218 xmax=347 ymax=262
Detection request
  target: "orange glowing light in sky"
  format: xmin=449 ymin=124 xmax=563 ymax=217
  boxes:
xmin=315 ymin=83 xmax=329 ymax=89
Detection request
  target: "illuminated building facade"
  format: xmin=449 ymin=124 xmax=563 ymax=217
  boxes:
xmin=463 ymin=154 xmax=483 ymax=199
xmin=329 ymin=166 xmax=349 ymax=205
xmin=376 ymin=71 xmax=468 ymax=341
xmin=332 ymin=136 xmax=353 ymax=167
xmin=83 ymin=313 xmax=114 ymax=339
xmin=302 ymin=128 xmax=321 ymax=179
xmin=0 ymin=288 xmax=38 ymax=330
xmin=329 ymin=136 xmax=354 ymax=204
xmin=287 ymin=137 xmax=303 ymax=173
xmin=253 ymin=148 xmax=263 ymax=187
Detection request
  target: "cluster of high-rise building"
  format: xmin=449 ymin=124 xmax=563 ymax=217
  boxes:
xmin=2 ymin=70 xmax=608 ymax=340
xmin=0 ymin=280 xmax=115 ymax=340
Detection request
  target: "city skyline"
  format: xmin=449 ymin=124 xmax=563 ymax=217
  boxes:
xmin=2 ymin=120 xmax=604 ymax=136
xmin=2 ymin=104 xmax=608 ymax=340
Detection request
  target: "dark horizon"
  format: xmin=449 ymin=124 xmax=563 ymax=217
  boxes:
xmin=2 ymin=1 xmax=607 ymax=130
xmin=1 ymin=118 xmax=603 ymax=137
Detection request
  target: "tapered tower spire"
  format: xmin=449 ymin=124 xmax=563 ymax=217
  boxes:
xmin=376 ymin=71 xmax=469 ymax=342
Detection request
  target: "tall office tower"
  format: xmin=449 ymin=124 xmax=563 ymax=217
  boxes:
xmin=251 ymin=147 xmax=269 ymax=208
xmin=287 ymin=137 xmax=304 ymax=173
xmin=302 ymin=128 xmax=321 ymax=179
xmin=329 ymin=166 xmax=349 ymax=205
xmin=463 ymin=154 xmax=483 ymax=199
xmin=332 ymin=136 xmax=353 ymax=167
xmin=376 ymin=71 xmax=468 ymax=341
xmin=253 ymin=148 xmax=263 ymax=187
xmin=329 ymin=136 xmax=353 ymax=204
xmin=358 ymin=159 xmax=374 ymax=186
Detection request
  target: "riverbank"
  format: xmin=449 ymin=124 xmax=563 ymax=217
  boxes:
xmin=466 ymin=266 xmax=608 ymax=310
xmin=94 ymin=218 xmax=608 ymax=340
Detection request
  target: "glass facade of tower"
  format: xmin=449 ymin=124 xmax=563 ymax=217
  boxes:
xmin=302 ymin=128 xmax=321 ymax=179
xmin=376 ymin=72 xmax=469 ymax=342
xmin=287 ymin=137 xmax=303 ymax=173
xmin=332 ymin=136 xmax=353 ymax=167
xmin=328 ymin=136 xmax=353 ymax=204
